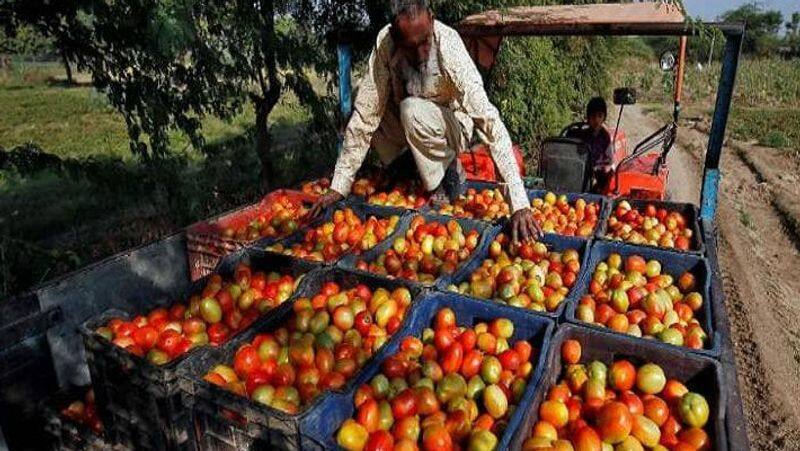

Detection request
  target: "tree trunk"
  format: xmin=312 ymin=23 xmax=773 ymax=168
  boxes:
xmin=254 ymin=98 xmax=274 ymax=191
xmin=61 ymin=50 xmax=73 ymax=85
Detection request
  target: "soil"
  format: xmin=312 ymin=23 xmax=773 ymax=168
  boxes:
xmin=621 ymin=105 xmax=800 ymax=450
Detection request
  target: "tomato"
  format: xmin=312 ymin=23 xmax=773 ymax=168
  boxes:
xmin=156 ymin=330 xmax=182 ymax=356
xmin=421 ymin=423 xmax=452 ymax=451
xmin=643 ymin=396 xmax=669 ymax=426
xmin=619 ymin=391 xmax=644 ymax=416
xmin=245 ymin=369 xmax=272 ymax=396
xmin=597 ymin=402 xmax=633 ymax=444
xmin=561 ymin=339 xmax=581 ymax=364
xmin=679 ymin=427 xmax=711 ymax=451
xmin=233 ymin=345 xmax=260 ymax=378
xmin=631 ymin=414 xmax=661 ymax=447
xmin=356 ymin=399 xmax=380 ymax=433
xmin=483 ymin=384 xmax=508 ymax=419
xmin=354 ymin=311 xmax=373 ymax=336
xmin=364 ymin=429 xmax=394 ymax=451
xmin=609 ymin=360 xmax=636 ymax=391
xmin=457 ymin=329 xmax=477 ymax=351
xmin=337 ymin=419 xmax=369 ymax=451
xmin=539 ymin=400 xmax=569 ymax=428
xmin=440 ymin=342 xmax=463 ymax=374
xmin=391 ymin=388 xmax=418 ymax=420
xmin=433 ymin=329 xmax=455 ymax=353
xmin=207 ymin=323 xmax=230 ymax=345
xmin=460 ymin=350 xmax=483 ymax=379
xmin=415 ymin=387 xmax=440 ymax=416
xmin=498 ymin=349 xmax=521 ymax=371
xmin=636 ymin=363 xmax=666 ymax=395
xmin=392 ymin=415 xmax=421 ymax=442
xmin=678 ymin=392 xmax=710 ymax=428
xmin=434 ymin=308 xmax=456 ymax=330
xmin=514 ymin=341 xmax=533 ymax=363
xmin=572 ymin=426 xmax=602 ymax=451
xmin=132 ymin=326 xmax=158 ymax=350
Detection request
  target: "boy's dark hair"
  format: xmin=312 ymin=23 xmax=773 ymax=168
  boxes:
xmin=586 ymin=97 xmax=607 ymax=118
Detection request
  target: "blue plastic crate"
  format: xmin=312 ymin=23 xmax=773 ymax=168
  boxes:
xmin=511 ymin=323 xmax=727 ymax=451
xmin=178 ymin=267 xmax=423 ymax=451
xmin=566 ymin=240 xmax=719 ymax=357
xmin=526 ymin=189 xmax=610 ymax=239
xmin=298 ymin=291 xmax=555 ymax=451
xmin=597 ymin=198 xmax=705 ymax=255
xmin=337 ymin=212 xmax=500 ymax=289
xmin=438 ymin=227 xmax=592 ymax=321
xmin=255 ymin=201 xmax=414 ymax=266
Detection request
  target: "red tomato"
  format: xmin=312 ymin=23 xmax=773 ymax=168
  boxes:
xmin=460 ymin=350 xmax=483 ymax=379
xmin=440 ymin=342 xmax=463 ymax=374
xmin=457 ymin=329 xmax=477 ymax=351
xmin=391 ymin=388 xmax=418 ymax=420
xmin=233 ymin=345 xmax=260 ymax=378
xmin=207 ymin=323 xmax=230 ymax=345
xmin=357 ymin=399 xmax=381 ymax=433
xmin=245 ymin=369 xmax=272 ymax=395
xmin=364 ymin=430 xmax=394 ymax=451
xmin=132 ymin=326 xmax=158 ymax=350
xmin=498 ymin=349 xmax=521 ymax=371
xmin=156 ymin=330 xmax=182 ymax=355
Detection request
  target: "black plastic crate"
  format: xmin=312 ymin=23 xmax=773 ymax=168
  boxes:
xmin=257 ymin=201 xmax=414 ymax=265
xmin=598 ymin=198 xmax=705 ymax=254
xmin=566 ymin=240 xmax=719 ymax=356
xmin=527 ymin=189 xmax=610 ymax=239
xmin=337 ymin=212 xmax=499 ymax=288
xmin=179 ymin=267 xmax=423 ymax=451
xmin=79 ymin=249 xmax=316 ymax=450
xmin=41 ymin=386 xmax=110 ymax=451
xmin=510 ymin=323 xmax=727 ymax=450
xmin=439 ymin=227 xmax=592 ymax=320
xmin=297 ymin=291 xmax=556 ymax=450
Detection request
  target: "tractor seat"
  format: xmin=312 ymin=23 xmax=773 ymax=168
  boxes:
xmin=539 ymin=137 xmax=592 ymax=193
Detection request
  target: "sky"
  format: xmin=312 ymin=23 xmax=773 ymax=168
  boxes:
xmin=684 ymin=0 xmax=800 ymax=24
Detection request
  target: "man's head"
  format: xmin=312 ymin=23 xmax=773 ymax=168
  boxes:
xmin=586 ymin=97 xmax=607 ymax=131
xmin=391 ymin=0 xmax=434 ymax=66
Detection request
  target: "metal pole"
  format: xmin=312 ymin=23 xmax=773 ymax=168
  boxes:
xmin=337 ymin=42 xmax=353 ymax=154
xmin=700 ymin=32 xmax=743 ymax=221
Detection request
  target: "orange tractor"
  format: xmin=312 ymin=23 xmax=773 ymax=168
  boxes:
xmin=458 ymin=3 xmax=689 ymax=201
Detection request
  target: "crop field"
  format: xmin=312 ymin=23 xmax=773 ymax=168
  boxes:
xmin=615 ymin=57 xmax=800 ymax=151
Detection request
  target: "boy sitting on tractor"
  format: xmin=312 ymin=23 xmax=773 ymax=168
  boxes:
xmin=576 ymin=97 xmax=615 ymax=192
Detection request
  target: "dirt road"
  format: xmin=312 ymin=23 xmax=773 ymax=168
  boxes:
xmin=623 ymin=105 xmax=800 ymax=450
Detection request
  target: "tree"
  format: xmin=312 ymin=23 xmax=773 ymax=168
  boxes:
xmin=720 ymin=3 xmax=783 ymax=55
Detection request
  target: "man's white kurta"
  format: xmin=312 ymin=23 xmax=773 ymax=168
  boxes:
xmin=330 ymin=20 xmax=530 ymax=213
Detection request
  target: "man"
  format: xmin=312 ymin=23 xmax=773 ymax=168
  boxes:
xmin=309 ymin=0 xmax=541 ymax=242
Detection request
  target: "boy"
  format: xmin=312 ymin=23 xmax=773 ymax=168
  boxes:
xmin=581 ymin=97 xmax=614 ymax=192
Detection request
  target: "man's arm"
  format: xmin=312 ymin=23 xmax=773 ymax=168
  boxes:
xmin=438 ymin=26 xmax=530 ymax=214
xmin=329 ymin=28 xmax=393 ymax=198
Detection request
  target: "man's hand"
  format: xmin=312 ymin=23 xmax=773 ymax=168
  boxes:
xmin=306 ymin=190 xmax=344 ymax=221
xmin=510 ymin=208 xmax=543 ymax=243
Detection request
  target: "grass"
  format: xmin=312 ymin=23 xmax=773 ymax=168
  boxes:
xmin=738 ymin=207 xmax=754 ymax=229
xmin=0 ymin=61 xmax=329 ymax=297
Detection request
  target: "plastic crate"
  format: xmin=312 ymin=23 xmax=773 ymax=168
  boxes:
xmin=297 ymin=291 xmax=556 ymax=451
xmin=439 ymin=227 xmax=592 ymax=320
xmin=598 ymin=198 xmax=705 ymax=255
xmin=179 ymin=267 xmax=423 ymax=451
xmin=79 ymin=249 xmax=315 ymax=450
xmin=510 ymin=323 xmax=727 ymax=451
xmin=186 ymin=190 xmax=316 ymax=280
xmin=41 ymin=386 xmax=111 ymax=451
xmin=337 ymin=212 xmax=499 ymax=289
xmin=257 ymin=201 xmax=414 ymax=265
xmin=566 ymin=240 xmax=719 ymax=357
xmin=527 ymin=189 xmax=610 ymax=239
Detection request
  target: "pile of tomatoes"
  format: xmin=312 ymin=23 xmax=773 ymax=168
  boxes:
xmin=266 ymin=208 xmax=400 ymax=263
xmin=367 ymin=180 xmax=429 ymax=210
xmin=605 ymin=201 xmax=694 ymax=251
xmin=203 ymin=281 xmax=413 ymax=413
xmin=336 ymin=308 xmax=537 ymax=451
xmin=59 ymin=388 xmax=103 ymax=434
xmin=220 ymin=193 xmax=308 ymax=241
xmin=450 ymin=234 xmax=581 ymax=313
xmin=576 ymin=252 xmax=708 ymax=349
xmin=301 ymin=177 xmax=331 ymax=197
xmin=525 ymin=339 xmax=712 ymax=450
xmin=529 ymin=192 xmax=601 ymax=238
xmin=96 ymin=264 xmax=301 ymax=364
xmin=437 ymin=188 xmax=511 ymax=222
xmin=356 ymin=217 xmax=481 ymax=283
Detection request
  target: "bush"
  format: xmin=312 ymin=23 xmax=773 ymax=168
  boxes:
xmin=487 ymin=37 xmax=613 ymax=172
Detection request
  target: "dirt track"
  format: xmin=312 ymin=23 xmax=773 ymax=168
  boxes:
xmin=622 ymin=105 xmax=800 ymax=450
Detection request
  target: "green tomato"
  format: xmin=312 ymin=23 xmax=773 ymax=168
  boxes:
xmin=679 ymin=392 xmax=710 ymax=428
xmin=199 ymin=297 xmax=222 ymax=323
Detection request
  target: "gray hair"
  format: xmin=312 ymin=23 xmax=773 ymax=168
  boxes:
xmin=391 ymin=0 xmax=431 ymax=19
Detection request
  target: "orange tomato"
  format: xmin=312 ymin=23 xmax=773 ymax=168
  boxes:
xmin=561 ymin=339 xmax=582 ymax=364
xmin=596 ymin=402 xmax=633 ymax=444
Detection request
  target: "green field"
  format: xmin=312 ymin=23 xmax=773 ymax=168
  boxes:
xmin=0 ymin=62 xmax=326 ymax=296
xmin=616 ymin=57 xmax=800 ymax=150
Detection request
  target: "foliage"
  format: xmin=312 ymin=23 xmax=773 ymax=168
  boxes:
xmin=0 ymin=23 xmax=53 ymax=57
xmin=720 ymin=2 xmax=783 ymax=55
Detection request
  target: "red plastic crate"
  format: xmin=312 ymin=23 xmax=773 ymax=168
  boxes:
xmin=186 ymin=190 xmax=315 ymax=280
